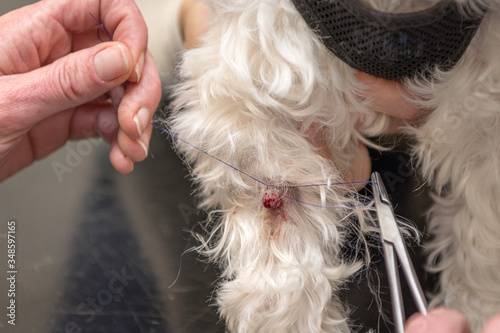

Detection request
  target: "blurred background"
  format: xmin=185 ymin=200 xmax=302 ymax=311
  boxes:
xmin=0 ymin=0 xmax=34 ymax=13
xmin=0 ymin=1 xmax=432 ymax=332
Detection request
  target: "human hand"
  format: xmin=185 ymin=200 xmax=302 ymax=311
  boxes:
xmin=340 ymin=72 xmax=430 ymax=186
xmin=176 ymin=0 xmax=429 ymax=188
xmin=303 ymin=124 xmax=371 ymax=190
xmin=355 ymin=71 xmax=429 ymax=124
xmin=179 ymin=0 xmax=427 ymax=121
xmin=405 ymin=308 xmax=500 ymax=333
xmin=180 ymin=0 xmax=212 ymax=49
xmin=0 ymin=0 xmax=161 ymax=181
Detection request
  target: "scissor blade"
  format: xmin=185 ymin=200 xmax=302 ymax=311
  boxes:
xmin=383 ymin=242 xmax=405 ymax=333
xmin=371 ymin=172 xmax=428 ymax=316
xmin=371 ymin=172 xmax=401 ymax=244
xmin=393 ymin=240 xmax=428 ymax=315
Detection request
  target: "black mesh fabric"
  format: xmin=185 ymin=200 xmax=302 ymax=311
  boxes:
xmin=291 ymin=0 xmax=487 ymax=81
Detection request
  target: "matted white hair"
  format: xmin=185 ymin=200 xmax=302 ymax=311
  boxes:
xmin=165 ymin=0 xmax=500 ymax=331
xmin=407 ymin=1 xmax=500 ymax=330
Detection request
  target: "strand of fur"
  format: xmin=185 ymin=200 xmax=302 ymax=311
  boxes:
xmin=166 ymin=0 xmax=389 ymax=331
xmin=166 ymin=0 xmax=500 ymax=331
xmin=408 ymin=2 xmax=500 ymax=330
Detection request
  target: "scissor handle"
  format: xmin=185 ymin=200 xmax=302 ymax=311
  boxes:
xmin=371 ymin=172 xmax=428 ymax=330
xmin=393 ymin=238 xmax=428 ymax=316
xmin=383 ymin=242 xmax=405 ymax=333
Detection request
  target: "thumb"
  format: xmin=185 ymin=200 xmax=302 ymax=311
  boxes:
xmin=302 ymin=123 xmax=370 ymax=190
xmin=482 ymin=314 xmax=500 ymax=333
xmin=405 ymin=308 xmax=471 ymax=333
xmin=7 ymin=42 xmax=133 ymax=123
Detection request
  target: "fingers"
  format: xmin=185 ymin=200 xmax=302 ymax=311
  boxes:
xmin=180 ymin=0 xmax=212 ymax=49
xmin=483 ymin=314 xmax=500 ymax=333
xmin=303 ymin=123 xmax=333 ymax=161
xmin=81 ymin=3 xmax=161 ymax=174
xmin=405 ymin=308 xmax=471 ymax=333
xmin=108 ymin=122 xmax=153 ymax=174
xmin=303 ymin=123 xmax=371 ymax=190
xmin=0 ymin=135 xmax=36 ymax=183
xmin=68 ymin=101 xmax=147 ymax=175
xmin=0 ymin=0 xmax=159 ymax=179
xmin=109 ymin=139 xmax=134 ymax=174
xmin=118 ymin=52 xmax=161 ymax=139
xmin=343 ymin=141 xmax=371 ymax=190
xmin=107 ymin=51 xmax=160 ymax=173
xmin=98 ymin=0 xmax=148 ymax=83
xmin=69 ymin=104 xmax=119 ymax=144
xmin=3 ymin=42 xmax=133 ymax=126
xmin=44 ymin=0 xmax=148 ymax=83
xmin=355 ymin=71 xmax=427 ymax=120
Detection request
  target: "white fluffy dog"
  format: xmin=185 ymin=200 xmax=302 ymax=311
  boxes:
xmin=165 ymin=0 xmax=500 ymax=331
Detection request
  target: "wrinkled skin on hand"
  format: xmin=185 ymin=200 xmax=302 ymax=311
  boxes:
xmin=0 ymin=0 xmax=162 ymax=181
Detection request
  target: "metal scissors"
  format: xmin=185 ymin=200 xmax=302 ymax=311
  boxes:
xmin=371 ymin=172 xmax=428 ymax=332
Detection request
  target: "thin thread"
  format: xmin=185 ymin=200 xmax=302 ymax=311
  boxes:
xmin=86 ymin=12 xmax=373 ymax=211
xmin=153 ymin=123 xmax=374 ymax=210
xmin=153 ymin=123 xmax=270 ymax=187
xmin=282 ymin=181 xmax=375 ymax=189
xmin=87 ymin=12 xmax=374 ymax=209
xmin=89 ymin=12 xmax=112 ymax=42
xmin=284 ymin=196 xmax=375 ymax=210
xmin=89 ymin=13 xmax=128 ymax=90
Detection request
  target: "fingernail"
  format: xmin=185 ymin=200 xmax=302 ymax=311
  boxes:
xmin=133 ymin=107 xmax=150 ymax=137
xmin=94 ymin=45 xmax=129 ymax=81
xmin=137 ymin=135 xmax=149 ymax=158
xmin=135 ymin=52 xmax=145 ymax=82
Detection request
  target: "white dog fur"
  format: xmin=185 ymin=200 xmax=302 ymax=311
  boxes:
xmin=158 ymin=0 xmax=500 ymax=331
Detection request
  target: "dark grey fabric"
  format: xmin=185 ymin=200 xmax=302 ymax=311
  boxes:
xmin=291 ymin=0 xmax=486 ymax=81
